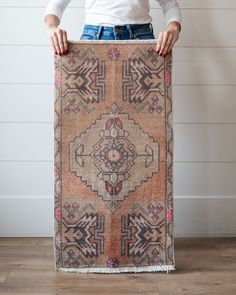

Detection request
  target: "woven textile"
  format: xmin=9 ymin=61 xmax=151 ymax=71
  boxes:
xmin=53 ymin=40 xmax=175 ymax=273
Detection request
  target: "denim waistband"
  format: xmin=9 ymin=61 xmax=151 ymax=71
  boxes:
xmin=84 ymin=23 xmax=153 ymax=33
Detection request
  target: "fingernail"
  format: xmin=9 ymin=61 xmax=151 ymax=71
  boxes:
xmin=55 ymin=52 xmax=58 ymax=55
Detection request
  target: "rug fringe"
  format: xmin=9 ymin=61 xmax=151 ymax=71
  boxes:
xmin=56 ymin=264 xmax=175 ymax=274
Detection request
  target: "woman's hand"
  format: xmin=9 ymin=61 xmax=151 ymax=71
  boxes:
xmin=46 ymin=25 xmax=69 ymax=56
xmin=156 ymin=21 xmax=181 ymax=57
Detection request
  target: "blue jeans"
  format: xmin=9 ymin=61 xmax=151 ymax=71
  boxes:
xmin=80 ymin=23 xmax=155 ymax=40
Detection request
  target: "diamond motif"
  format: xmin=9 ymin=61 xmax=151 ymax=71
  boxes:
xmin=69 ymin=103 xmax=160 ymax=213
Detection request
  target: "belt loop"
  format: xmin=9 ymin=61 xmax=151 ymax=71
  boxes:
xmin=149 ymin=23 xmax=154 ymax=34
xmin=96 ymin=25 xmax=103 ymax=40
xmin=127 ymin=24 xmax=133 ymax=39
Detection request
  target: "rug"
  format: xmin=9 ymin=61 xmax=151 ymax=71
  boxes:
xmin=53 ymin=39 xmax=175 ymax=273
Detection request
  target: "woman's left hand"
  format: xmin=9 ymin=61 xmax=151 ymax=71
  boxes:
xmin=156 ymin=21 xmax=181 ymax=57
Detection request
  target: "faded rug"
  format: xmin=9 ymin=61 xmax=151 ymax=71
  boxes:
xmin=53 ymin=40 xmax=175 ymax=273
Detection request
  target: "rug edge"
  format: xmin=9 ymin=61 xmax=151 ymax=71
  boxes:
xmin=55 ymin=264 xmax=175 ymax=274
xmin=68 ymin=39 xmax=159 ymax=44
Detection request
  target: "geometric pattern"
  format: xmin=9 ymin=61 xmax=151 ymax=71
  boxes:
xmin=121 ymin=202 xmax=165 ymax=266
xmin=63 ymin=58 xmax=106 ymax=103
xmin=60 ymin=202 xmax=105 ymax=268
xmin=121 ymin=203 xmax=165 ymax=257
xmin=69 ymin=103 xmax=160 ymax=213
xmin=54 ymin=40 xmax=174 ymax=273
xmin=122 ymin=46 xmax=165 ymax=113
xmin=122 ymin=48 xmax=165 ymax=103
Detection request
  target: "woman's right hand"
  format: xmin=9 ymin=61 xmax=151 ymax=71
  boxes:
xmin=46 ymin=25 xmax=69 ymax=56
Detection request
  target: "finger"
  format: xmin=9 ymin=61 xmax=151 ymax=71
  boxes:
xmin=53 ymin=32 xmax=61 ymax=55
xmin=165 ymin=35 xmax=178 ymax=55
xmin=57 ymin=30 xmax=65 ymax=54
xmin=159 ymin=32 xmax=170 ymax=55
xmin=50 ymin=36 xmax=57 ymax=54
xmin=162 ymin=34 xmax=174 ymax=55
xmin=62 ymin=30 xmax=69 ymax=53
xmin=156 ymin=32 xmax=163 ymax=52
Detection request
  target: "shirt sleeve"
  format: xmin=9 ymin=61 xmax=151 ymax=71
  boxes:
xmin=156 ymin=0 xmax=182 ymax=29
xmin=44 ymin=0 xmax=71 ymax=21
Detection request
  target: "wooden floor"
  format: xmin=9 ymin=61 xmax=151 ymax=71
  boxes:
xmin=0 ymin=237 xmax=235 ymax=295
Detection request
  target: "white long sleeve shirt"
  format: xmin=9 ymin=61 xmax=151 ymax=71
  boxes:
xmin=44 ymin=0 xmax=182 ymax=28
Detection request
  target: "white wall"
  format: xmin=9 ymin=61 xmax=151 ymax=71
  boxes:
xmin=0 ymin=0 xmax=235 ymax=237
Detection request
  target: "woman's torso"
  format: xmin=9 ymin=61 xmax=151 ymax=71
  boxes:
xmin=84 ymin=0 xmax=152 ymax=26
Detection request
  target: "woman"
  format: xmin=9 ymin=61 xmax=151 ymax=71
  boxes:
xmin=44 ymin=0 xmax=182 ymax=56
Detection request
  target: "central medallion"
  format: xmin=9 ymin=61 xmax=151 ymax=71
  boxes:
xmin=69 ymin=103 xmax=160 ymax=213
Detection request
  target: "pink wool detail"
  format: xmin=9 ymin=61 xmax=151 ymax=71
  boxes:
xmin=168 ymin=210 xmax=172 ymax=221
xmin=165 ymin=70 xmax=171 ymax=86
xmin=55 ymin=207 xmax=61 ymax=219
xmin=108 ymin=48 xmax=120 ymax=60
xmin=55 ymin=72 xmax=61 ymax=86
